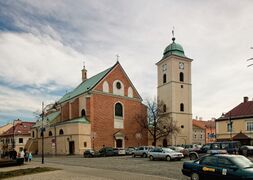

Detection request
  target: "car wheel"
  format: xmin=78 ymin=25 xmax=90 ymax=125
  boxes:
xmin=166 ymin=156 xmax=171 ymax=161
xmin=149 ymin=155 xmax=154 ymax=161
xmin=143 ymin=153 xmax=147 ymax=158
xmin=189 ymin=153 xmax=197 ymax=160
xmin=132 ymin=154 xmax=136 ymax=158
xmin=191 ymin=173 xmax=200 ymax=180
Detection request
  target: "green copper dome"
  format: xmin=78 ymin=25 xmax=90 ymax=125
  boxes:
xmin=163 ymin=38 xmax=185 ymax=58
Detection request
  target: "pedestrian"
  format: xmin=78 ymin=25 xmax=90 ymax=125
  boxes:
xmin=20 ymin=149 xmax=24 ymax=159
xmin=28 ymin=152 xmax=32 ymax=162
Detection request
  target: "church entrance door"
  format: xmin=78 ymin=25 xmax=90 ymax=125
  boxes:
xmin=69 ymin=141 xmax=75 ymax=155
xmin=163 ymin=139 xmax=168 ymax=147
xmin=116 ymin=139 xmax=123 ymax=148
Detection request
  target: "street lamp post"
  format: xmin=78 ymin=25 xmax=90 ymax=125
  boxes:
xmin=228 ymin=113 xmax=233 ymax=141
xmin=40 ymin=101 xmax=58 ymax=164
xmin=41 ymin=102 xmax=45 ymax=164
xmin=12 ymin=120 xmax=15 ymax=150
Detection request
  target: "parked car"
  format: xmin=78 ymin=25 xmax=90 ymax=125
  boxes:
xmin=125 ymin=147 xmax=136 ymax=155
xmin=238 ymin=145 xmax=253 ymax=156
xmin=83 ymin=149 xmax=99 ymax=158
xmin=189 ymin=141 xmax=240 ymax=160
xmin=113 ymin=148 xmax=126 ymax=156
xmin=99 ymin=147 xmax=115 ymax=157
xmin=132 ymin=146 xmax=154 ymax=158
xmin=148 ymin=147 xmax=184 ymax=161
xmin=182 ymin=154 xmax=253 ymax=180
xmin=169 ymin=146 xmax=189 ymax=156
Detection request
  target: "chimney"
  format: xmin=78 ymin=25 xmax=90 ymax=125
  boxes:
xmin=82 ymin=65 xmax=87 ymax=82
xmin=243 ymin=96 xmax=249 ymax=103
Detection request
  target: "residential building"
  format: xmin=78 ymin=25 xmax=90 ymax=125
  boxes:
xmin=156 ymin=35 xmax=192 ymax=145
xmin=216 ymin=96 xmax=253 ymax=145
xmin=0 ymin=119 xmax=34 ymax=153
xmin=192 ymin=119 xmax=216 ymax=145
xmin=192 ymin=120 xmax=206 ymax=145
xmin=29 ymin=62 xmax=147 ymax=155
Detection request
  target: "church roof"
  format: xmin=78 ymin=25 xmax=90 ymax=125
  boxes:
xmin=58 ymin=66 xmax=113 ymax=103
xmin=33 ymin=111 xmax=60 ymax=128
xmin=163 ymin=38 xmax=185 ymax=58
xmin=56 ymin=116 xmax=89 ymax=125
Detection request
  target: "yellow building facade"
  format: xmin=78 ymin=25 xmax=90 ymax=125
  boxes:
xmin=216 ymin=97 xmax=253 ymax=145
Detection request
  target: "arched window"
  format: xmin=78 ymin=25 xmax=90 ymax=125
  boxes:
xmin=32 ymin=131 xmax=35 ymax=138
xmin=163 ymin=74 xmax=167 ymax=83
xmin=113 ymin=80 xmax=124 ymax=96
xmin=128 ymin=87 xmax=133 ymax=98
xmin=81 ymin=109 xmax=86 ymax=116
xmin=102 ymin=81 xmax=109 ymax=93
xmin=59 ymin=129 xmax=64 ymax=135
xmin=163 ymin=104 xmax=166 ymax=112
xmin=115 ymin=103 xmax=123 ymax=117
xmin=49 ymin=131 xmax=53 ymax=136
xmin=180 ymin=103 xmax=184 ymax=112
xmin=180 ymin=72 xmax=184 ymax=82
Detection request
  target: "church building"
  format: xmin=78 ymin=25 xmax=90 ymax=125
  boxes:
xmin=28 ymin=61 xmax=147 ymax=155
xmin=156 ymin=35 xmax=193 ymax=145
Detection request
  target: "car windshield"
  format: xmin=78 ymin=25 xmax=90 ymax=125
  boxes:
xmin=163 ymin=148 xmax=175 ymax=153
xmin=231 ymin=156 xmax=253 ymax=168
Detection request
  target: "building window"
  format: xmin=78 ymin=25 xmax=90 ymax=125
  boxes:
xmin=181 ymin=85 xmax=183 ymax=88
xmin=84 ymin=142 xmax=87 ymax=147
xmin=115 ymin=103 xmax=123 ymax=117
xmin=19 ymin=138 xmax=23 ymax=144
xmin=81 ymin=109 xmax=86 ymax=116
xmin=59 ymin=129 xmax=64 ymax=135
xmin=194 ymin=134 xmax=196 ymax=139
xmin=200 ymin=135 xmax=203 ymax=139
xmin=180 ymin=72 xmax=184 ymax=82
xmin=128 ymin=87 xmax=133 ymax=98
xmin=247 ymin=121 xmax=253 ymax=131
xmin=49 ymin=131 xmax=53 ymax=136
xmin=32 ymin=131 xmax=35 ymax=138
xmin=180 ymin=103 xmax=184 ymax=112
xmin=163 ymin=104 xmax=166 ymax=112
xmin=227 ymin=123 xmax=233 ymax=132
xmin=102 ymin=81 xmax=109 ymax=93
xmin=116 ymin=82 xmax=121 ymax=89
xmin=163 ymin=74 xmax=167 ymax=83
xmin=113 ymin=80 xmax=124 ymax=96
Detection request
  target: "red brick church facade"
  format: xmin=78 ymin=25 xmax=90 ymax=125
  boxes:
xmin=57 ymin=61 xmax=148 ymax=151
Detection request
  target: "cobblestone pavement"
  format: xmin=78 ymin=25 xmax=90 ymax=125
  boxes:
xmin=30 ymin=155 xmax=189 ymax=180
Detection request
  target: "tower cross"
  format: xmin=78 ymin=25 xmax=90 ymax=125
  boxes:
xmin=116 ymin=54 xmax=120 ymax=61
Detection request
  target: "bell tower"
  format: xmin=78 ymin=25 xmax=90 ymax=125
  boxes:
xmin=156 ymin=34 xmax=193 ymax=145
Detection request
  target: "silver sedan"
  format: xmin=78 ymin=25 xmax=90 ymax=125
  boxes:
xmin=148 ymin=147 xmax=184 ymax=161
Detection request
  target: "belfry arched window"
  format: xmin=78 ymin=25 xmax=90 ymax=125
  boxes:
xmin=180 ymin=103 xmax=184 ymax=112
xmin=59 ymin=129 xmax=64 ymax=135
xmin=163 ymin=104 xmax=167 ymax=112
xmin=81 ymin=109 xmax=86 ymax=116
xmin=180 ymin=72 xmax=184 ymax=82
xmin=115 ymin=103 xmax=123 ymax=117
xmin=163 ymin=74 xmax=167 ymax=84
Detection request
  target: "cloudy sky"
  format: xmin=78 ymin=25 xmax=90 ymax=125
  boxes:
xmin=0 ymin=0 xmax=253 ymax=125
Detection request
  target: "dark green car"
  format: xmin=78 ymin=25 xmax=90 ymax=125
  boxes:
xmin=182 ymin=154 xmax=253 ymax=180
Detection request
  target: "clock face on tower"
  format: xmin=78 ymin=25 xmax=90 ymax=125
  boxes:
xmin=179 ymin=62 xmax=184 ymax=70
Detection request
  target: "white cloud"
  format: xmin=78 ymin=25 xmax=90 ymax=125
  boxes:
xmin=0 ymin=32 xmax=83 ymax=88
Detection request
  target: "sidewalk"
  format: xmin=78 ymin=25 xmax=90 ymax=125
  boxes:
xmin=1 ymin=161 xmax=175 ymax=180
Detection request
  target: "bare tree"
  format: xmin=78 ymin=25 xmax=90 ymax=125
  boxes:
xmin=136 ymin=99 xmax=180 ymax=147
